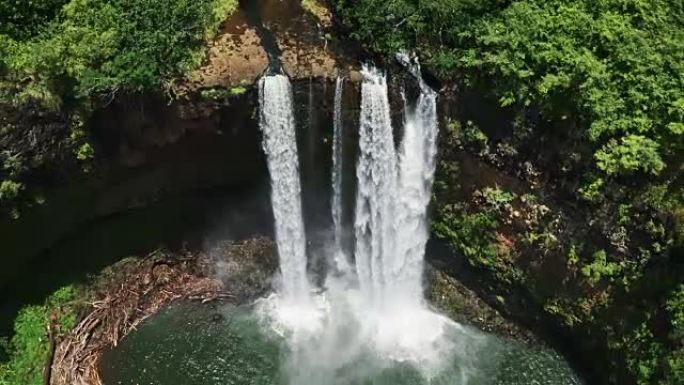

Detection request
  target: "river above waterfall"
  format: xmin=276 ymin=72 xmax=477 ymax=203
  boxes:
xmin=99 ymin=301 xmax=581 ymax=385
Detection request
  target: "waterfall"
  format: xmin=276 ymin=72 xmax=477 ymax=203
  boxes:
xmin=344 ymin=62 xmax=460 ymax=371
xmin=259 ymin=74 xmax=310 ymax=302
xmin=353 ymin=65 xmax=399 ymax=305
xmin=330 ymin=75 xmax=351 ymax=274
xmin=257 ymin=63 xmax=472 ymax=381
xmin=353 ymin=59 xmax=438 ymax=308
xmin=258 ymin=61 xmax=437 ymax=309
xmin=393 ymin=54 xmax=439 ymax=304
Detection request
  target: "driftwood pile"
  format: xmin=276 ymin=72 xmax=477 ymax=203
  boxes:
xmin=49 ymin=254 xmax=225 ymax=385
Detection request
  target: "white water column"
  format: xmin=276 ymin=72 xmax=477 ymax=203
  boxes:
xmin=259 ymin=74 xmax=310 ymax=302
xmin=353 ymin=65 xmax=398 ymax=305
xmin=393 ymin=56 xmax=439 ymax=305
xmin=330 ymin=75 xmax=352 ymax=275
xmin=353 ymin=59 xmax=439 ymax=308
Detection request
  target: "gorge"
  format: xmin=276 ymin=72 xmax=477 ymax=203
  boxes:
xmin=1 ymin=1 xmax=682 ymax=384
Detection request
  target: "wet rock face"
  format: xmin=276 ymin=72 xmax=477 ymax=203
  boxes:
xmin=0 ymin=91 xmax=266 ymax=289
xmin=425 ymin=264 xmax=541 ymax=345
xmin=89 ymin=92 xmax=261 ymax=168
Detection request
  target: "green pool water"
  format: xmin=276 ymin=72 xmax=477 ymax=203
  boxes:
xmin=99 ymin=302 xmax=581 ymax=385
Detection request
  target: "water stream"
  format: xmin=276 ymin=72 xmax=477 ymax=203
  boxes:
xmin=353 ymin=65 xmax=399 ymax=305
xmin=394 ymin=55 xmax=440 ymax=305
xmin=330 ymin=75 xmax=350 ymax=275
xmin=259 ymin=74 xmax=311 ymax=302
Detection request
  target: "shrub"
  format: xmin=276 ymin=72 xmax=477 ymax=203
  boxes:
xmin=200 ymin=87 xmax=231 ymax=101
xmin=0 ymin=180 xmax=23 ymax=202
xmin=580 ymin=250 xmax=622 ymax=285
xmin=433 ymin=204 xmax=499 ymax=269
xmin=230 ymin=86 xmax=247 ymax=95
xmin=447 ymin=120 xmax=489 ymax=155
xmin=667 ymin=285 xmax=684 ymax=343
xmin=0 ymin=0 xmax=69 ymax=39
xmin=595 ymin=135 xmax=666 ymax=176
xmin=75 ymin=143 xmax=94 ymax=162
xmin=0 ymin=286 xmax=80 ymax=385
xmin=478 ymin=186 xmax=515 ymax=211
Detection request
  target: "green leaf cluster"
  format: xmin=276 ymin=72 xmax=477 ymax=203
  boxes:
xmin=447 ymin=120 xmax=489 ymax=155
xmin=580 ymin=250 xmax=622 ymax=284
xmin=0 ymin=0 xmax=69 ymax=40
xmin=626 ymin=285 xmax=684 ymax=385
xmin=432 ymin=204 xmax=499 ymax=270
xmin=0 ymin=151 xmax=25 ymax=204
xmin=667 ymin=285 xmax=684 ymax=344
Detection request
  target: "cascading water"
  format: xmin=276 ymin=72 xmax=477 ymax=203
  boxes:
xmin=393 ymin=54 xmax=440 ymax=305
xmin=257 ymin=74 xmax=325 ymax=341
xmin=258 ymin=74 xmax=310 ymax=302
xmin=344 ymin=63 xmax=464 ymax=370
xmin=261 ymin=63 xmax=438 ymax=314
xmin=261 ymin=62 xmax=478 ymax=382
xmin=330 ymin=75 xmax=351 ymax=275
xmin=353 ymin=65 xmax=399 ymax=305
xmin=353 ymin=59 xmax=439 ymax=309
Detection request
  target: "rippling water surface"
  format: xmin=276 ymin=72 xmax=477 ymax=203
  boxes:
xmin=99 ymin=302 xmax=581 ymax=385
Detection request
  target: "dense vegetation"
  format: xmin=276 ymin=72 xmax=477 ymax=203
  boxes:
xmin=335 ymin=0 xmax=682 ymax=384
xmin=0 ymin=0 xmax=237 ymax=104
xmin=0 ymin=286 xmax=80 ymax=385
xmin=337 ymin=0 xmax=683 ymax=188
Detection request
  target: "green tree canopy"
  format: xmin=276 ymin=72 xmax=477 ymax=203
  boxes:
xmin=1 ymin=0 xmax=237 ymax=103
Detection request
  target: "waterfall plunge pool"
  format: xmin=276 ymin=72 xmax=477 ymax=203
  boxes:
xmin=99 ymin=301 xmax=581 ymax=385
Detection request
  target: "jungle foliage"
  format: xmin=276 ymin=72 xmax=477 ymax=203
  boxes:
xmin=0 ymin=0 xmax=238 ymax=106
xmin=0 ymin=0 xmax=238 ymax=215
xmin=433 ymin=120 xmax=683 ymax=384
xmin=0 ymin=286 xmax=80 ymax=385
